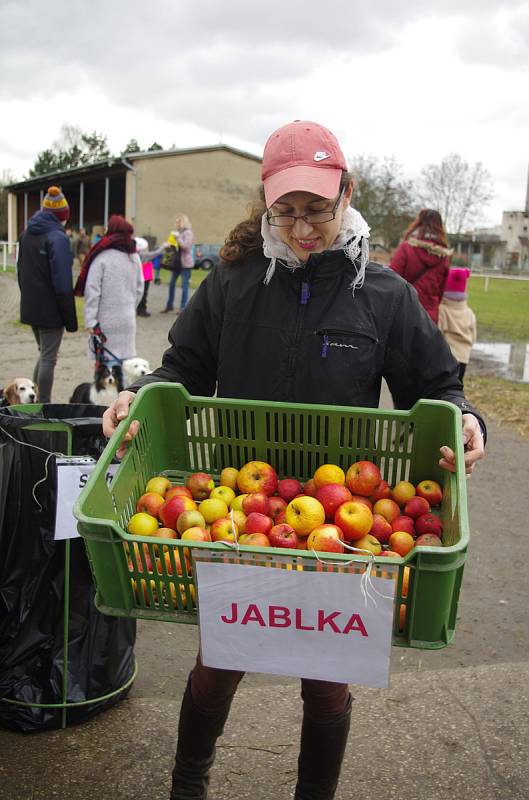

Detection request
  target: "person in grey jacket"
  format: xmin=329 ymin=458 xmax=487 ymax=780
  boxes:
xmin=75 ymin=215 xmax=144 ymax=365
xmin=17 ymin=186 xmax=78 ymax=403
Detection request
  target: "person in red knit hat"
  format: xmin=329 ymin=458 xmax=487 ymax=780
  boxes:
xmin=17 ymin=186 xmax=78 ymax=403
xmin=389 ymin=209 xmax=453 ymax=323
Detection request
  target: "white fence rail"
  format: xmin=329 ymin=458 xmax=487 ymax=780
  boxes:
xmin=1 ymin=241 xmax=19 ymax=271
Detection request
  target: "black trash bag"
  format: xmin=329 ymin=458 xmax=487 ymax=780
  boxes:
xmin=0 ymin=404 xmax=136 ymax=732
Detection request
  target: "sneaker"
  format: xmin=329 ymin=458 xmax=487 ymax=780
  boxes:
xmin=160 ymin=308 xmax=173 ymax=313
xmin=137 ymin=309 xmax=151 ymax=317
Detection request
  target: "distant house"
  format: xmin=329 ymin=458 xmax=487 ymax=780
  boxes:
xmin=448 ymin=227 xmax=506 ymax=270
xmin=6 ymin=144 xmax=262 ymax=246
xmin=501 ymin=210 xmax=529 ymax=272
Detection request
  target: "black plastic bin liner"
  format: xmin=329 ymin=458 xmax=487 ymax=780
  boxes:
xmin=0 ymin=404 xmax=136 ymax=732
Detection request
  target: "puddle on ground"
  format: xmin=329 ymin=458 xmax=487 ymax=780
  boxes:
xmin=471 ymin=341 xmax=529 ymax=383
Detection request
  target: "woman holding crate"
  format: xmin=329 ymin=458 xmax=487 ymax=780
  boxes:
xmin=103 ymin=120 xmax=486 ymax=800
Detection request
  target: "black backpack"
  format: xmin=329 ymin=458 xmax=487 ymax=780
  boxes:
xmin=161 ymin=245 xmax=182 ymax=273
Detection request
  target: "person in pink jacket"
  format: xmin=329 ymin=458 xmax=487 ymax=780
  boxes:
xmin=389 ymin=209 xmax=453 ymax=323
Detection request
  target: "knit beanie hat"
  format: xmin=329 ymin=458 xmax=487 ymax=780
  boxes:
xmin=42 ymin=186 xmax=70 ymax=222
xmin=444 ymin=267 xmax=470 ymax=301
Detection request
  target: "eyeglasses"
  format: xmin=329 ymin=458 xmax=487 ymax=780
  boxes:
xmin=266 ymin=190 xmax=345 ymax=227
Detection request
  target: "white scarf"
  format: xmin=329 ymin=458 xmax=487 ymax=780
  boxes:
xmin=261 ymin=205 xmax=371 ymax=294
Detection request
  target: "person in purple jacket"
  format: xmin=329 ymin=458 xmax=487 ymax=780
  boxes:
xmin=17 ymin=186 xmax=78 ymax=403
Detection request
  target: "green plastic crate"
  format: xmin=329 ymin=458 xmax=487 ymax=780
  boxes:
xmin=74 ymin=383 xmax=469 ymax=649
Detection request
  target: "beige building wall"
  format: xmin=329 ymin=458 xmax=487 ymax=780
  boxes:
xmin=7 ymin=192 xmax=18 ymax=248
xmin=126 ymin=148 xmax=262 ymax=246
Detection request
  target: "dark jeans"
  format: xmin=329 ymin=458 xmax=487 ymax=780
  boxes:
xmin=137 ymin=279 xmax=151 ymax=312
xmin=189 ymin=654 xmax=349 ymax=722
xmin=31 ymin=326 xmax=64 ymax=403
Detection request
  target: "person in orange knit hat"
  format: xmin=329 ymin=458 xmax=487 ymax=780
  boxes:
xmin=17 ymin=186 xmax=78 ymax=402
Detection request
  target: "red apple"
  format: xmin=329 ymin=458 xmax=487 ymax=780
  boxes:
xmin=296 ymin=537 xmax=309 ymax=550
xmin=404 ymin=496 xmax=430 ymax=519
xmin=369 ymin=480 xmax=392 ymax=503
xmin=306 ymin=524 xmax=345 ymax=554
xmin=136 ymin=491 xmax=165 ymax=518
xmin=165 ymin=485 xmax=194 ymax=501
xmin=237 ymin=461 xmax=278 ymax=496
xmin=372 ymin=498 xmax=401 ymax=524
xmin=210 ymin=517 xmax=239 ymax=542
xmin=334 ymin=500 xmax=373 ymax=541
xmin=416 ymin=480 xmax=443 ymax=507
xmin=345 ymin=460 xmax=382 ymax=497
xmin=277 ymin=478 xmax=303 ymax=503
xmin=186 ymin=472 xmax=215 ymax=501
xmin=242 ymin=491 xmax=270 ymax=516
xmin=302 ymin=478 xmax=317 ymax=497
xmin=415 ymin=533 xmax=443 ymax=548
xmin=244 ymin=512 xmax=273 ymax=536
xmin=268 ymin=523 xmax=299 ymax=549
xmin=415 ymin=513 xmax=443 ymax=537
xmin=315 ymin=483 xmax=353 ymax=521
xmin=379 ymin=550 xmax=402 ymax=558
xmin=351 ymin=494 xmax=373 ymax=510
xmin=268 ymin=496 xmax=287 ymax=521
xmin=159 ymin=495 xmax=197 ymax=529
xmin=181 ymin=526 xmax=211 ymax=542
xmin=391 ymin=515 xmax=415 ymax=536
xmin=240 ymin=532 xmax=271 ymax=547
xmin=388 ymin=531 xmax=415 ymax=556
xmin=391 ymin=480 xmax=416 ymax=507
xmin=275 ymin=510 xmax=286 ymax=525
xmin=369 ymin=513 xmax=393 ymax=544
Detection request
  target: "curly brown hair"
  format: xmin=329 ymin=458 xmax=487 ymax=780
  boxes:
xmin=220 ymin=171 xmax=354 ymax=264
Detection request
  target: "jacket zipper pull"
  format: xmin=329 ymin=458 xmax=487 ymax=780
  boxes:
xmin=300 ymin=281 xmax=310 ymax=305
xmin=321 ymin=334 xmax=329 ymax=358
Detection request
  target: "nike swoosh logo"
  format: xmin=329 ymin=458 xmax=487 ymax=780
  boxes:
xmin=314 ymin=152 xmax=330 ymax=162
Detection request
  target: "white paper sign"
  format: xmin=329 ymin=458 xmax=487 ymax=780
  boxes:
xmin=54 ymin=459 xmax=118 ymax=541
xmin=195 ymin=560 xmax=396 ymax=688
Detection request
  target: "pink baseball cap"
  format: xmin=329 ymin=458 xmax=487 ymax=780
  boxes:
xmin=261 ymin=120 xmax=347 ymax=207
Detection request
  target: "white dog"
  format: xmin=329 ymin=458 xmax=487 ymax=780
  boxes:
xmin=1 ymin=378 xmax=39 ymax=406
xmin=122 ymin=358 xmax=152 ymax=388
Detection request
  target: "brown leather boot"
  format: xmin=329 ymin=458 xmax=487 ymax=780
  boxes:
xmin=170 ymin=681 xmax=233 ymax=800
xmin=294 ymin=694 xmax=352 ymax=800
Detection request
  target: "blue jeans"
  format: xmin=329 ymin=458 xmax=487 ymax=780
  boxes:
xmin=166 ymin=267 xmax=191 ymax=310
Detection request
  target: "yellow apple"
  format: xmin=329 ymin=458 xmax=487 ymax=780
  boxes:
xmin=210 ymin=485 xmax=236 ymax=505
xmin=127 ymin=512 xmax=159 ymax=536
xmin=220 ymin=467 xmax=239 ymax=490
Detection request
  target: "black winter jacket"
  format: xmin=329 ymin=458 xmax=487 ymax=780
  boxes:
xmin=17 ymin=210 xmax=78 ymax=331
xmin=131 ymin=249 xmax=485 ymax=433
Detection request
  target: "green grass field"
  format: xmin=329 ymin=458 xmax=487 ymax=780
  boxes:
xmin=468 ymin=276 xmax=529 ymax=341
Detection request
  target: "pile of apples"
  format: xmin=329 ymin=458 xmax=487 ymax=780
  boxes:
xmin=126 ymin=459 xmax=444 ymax=565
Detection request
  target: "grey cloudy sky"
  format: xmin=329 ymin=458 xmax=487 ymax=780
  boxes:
xmin=1 ymin=0 xmax=528 ymax=226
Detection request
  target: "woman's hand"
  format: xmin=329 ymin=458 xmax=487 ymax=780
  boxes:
xmin=439 ymin=413 xmax=485 ymax=477
xmin=102 ymin=390 xmax=139 ymax=458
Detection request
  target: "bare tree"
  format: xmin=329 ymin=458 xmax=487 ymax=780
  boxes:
xmin=420 ymin=153 xmax=493 ymax=234
xmin=350 ymin=155 xmax=416 ymax=247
